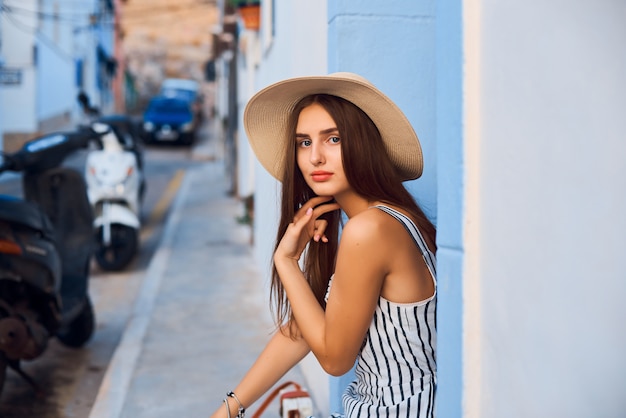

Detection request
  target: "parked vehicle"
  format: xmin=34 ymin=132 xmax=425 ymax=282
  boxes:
xmin=142 ymin=95 xmax=199 ymax=145
xmin=0 ymin=127 xmax=104 ymax=396
xmin=160 ymin=77 xmax=203 ymax=120
xmin=85 ymin=116 xmax=145 ymax=271
xmin=160 ymin=78 xmax=198 ymax=99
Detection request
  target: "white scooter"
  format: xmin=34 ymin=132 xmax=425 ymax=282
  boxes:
xmin=85 ymin=118 xmax=144 ymax=271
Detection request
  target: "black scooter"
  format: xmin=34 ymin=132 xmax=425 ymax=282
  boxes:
xmin=0 ymin=127 xmax=104 ymax=396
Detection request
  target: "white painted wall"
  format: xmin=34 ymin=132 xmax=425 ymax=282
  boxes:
xmin=37 ymin=0 xmax=78 ymax=123
xmin=0 ymin=0 xmax=105 ymax=136
xmin=464 ymin=1 xmax=626 ymax=417
xmin=0 ymin=68 xmax=37 ymax=132
xmin=236 ymin=30 xmax=260 ymax=198
xmin=0 ymin=0 xmax=37 ymax=133
xmin=240 ymin=0 xmax=330 ymax=414
xmin=1 ymin=1 xmax=35 ymax=64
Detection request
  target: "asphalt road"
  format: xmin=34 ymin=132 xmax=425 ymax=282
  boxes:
xmin=0 ymin=139 xmax=207 ymax=417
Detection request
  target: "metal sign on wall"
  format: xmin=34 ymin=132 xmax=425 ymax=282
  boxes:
xmin=0 ymin=68 xmax=22 ymax=85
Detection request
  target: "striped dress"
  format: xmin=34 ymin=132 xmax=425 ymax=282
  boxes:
xmin=326 ymin=205 xmax=437 ymax=418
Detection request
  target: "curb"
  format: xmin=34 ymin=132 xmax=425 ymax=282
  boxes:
xmin=88 ymin=169 xmax=192 ymax=418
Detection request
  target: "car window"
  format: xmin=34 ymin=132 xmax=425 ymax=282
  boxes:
xmin=148 ymin=99 xmax=191 ymax=114
xmin=162 ymin=88 xmax=196 ymax=102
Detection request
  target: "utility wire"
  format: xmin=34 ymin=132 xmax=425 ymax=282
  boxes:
xmin=1 ymin=5 xmax=76 ymax=63
xmin=0 ymin=1 xmax=214 ymax=62
xmin=1 ymin=2 xmax=213 ymax=28
xmin=1 ymin=4 xmax=100 ymax=25
xmin=0 ymin=5 xmax=115 ymax=33
xmin=2 ymin=4 xmax=96 ymax=21
xmin=3 ymin=3 xmax=95 ymax=15
xmin=3 ymin=0 xmax=213 ymax=22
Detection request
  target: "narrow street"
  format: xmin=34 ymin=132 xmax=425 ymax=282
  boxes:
xmin=0 ymin=133 xmax=209 ymax=417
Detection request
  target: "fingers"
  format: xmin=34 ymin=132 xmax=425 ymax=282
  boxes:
xmin=290 ymin=207 xmax=322 ymax=241
xmin=290 ymin=196 xmax=340 ymax=244
xmin=313 ymin=219 xmax=329 ymax=243
xmin=294 ymin=196 xmax=335 ymax=219
xmin=295 ymin=196 xmax=340 ymax=220
xmin=295 ymin=207 xmax=336 ymax=243
xmin=291 ymin=207 xmax=314 ymax=231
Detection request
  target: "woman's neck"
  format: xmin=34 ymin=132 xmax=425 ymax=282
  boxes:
xmin=335 ymin=192 xmax=376 ymax=219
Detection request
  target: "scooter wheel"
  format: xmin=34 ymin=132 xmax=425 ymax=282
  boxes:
xmin=56 ymin=299 xmax=95 ymax=348
xmin=94 ymin=224 xmax=139 ymax=271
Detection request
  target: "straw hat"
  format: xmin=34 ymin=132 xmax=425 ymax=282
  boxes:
xmin=243 ymin=72 xmax=423 ymax=182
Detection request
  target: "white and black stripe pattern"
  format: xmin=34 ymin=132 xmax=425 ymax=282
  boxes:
xmin=339 ymin=205 xmax=437 ymax=418
xmin=373 ymin=205 xmax=437 ymax=280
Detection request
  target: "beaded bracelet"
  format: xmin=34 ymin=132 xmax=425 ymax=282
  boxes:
xmin=227 ymin=391 xmax=246 ymax=418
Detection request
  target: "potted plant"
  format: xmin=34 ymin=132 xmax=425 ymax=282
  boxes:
xmin=229 ymin=0 xmax=261 ymax=31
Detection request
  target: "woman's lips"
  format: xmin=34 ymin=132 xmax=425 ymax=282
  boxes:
xmin=311 ymin=171 xmax=333 ymax=182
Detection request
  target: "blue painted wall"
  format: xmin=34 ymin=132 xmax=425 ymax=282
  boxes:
xmin=328 ymin=0 xmax=437 ymax=222
xmin=435 ymin=0 xmax=463 ymax=416
xmin=326 ymin=1 xmax=442 ymax=414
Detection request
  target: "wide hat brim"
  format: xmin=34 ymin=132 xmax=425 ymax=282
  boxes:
xmin=243 ymin=72 xmax=423 ymax=182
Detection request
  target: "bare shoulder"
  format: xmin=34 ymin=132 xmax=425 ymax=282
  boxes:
xmin=342 ymin=208 xmax=388 ymax=238
xmin=341 ymin=207 xmax=406 ymax=246
xmin=339 ymin=205 xmax=434 ymax=304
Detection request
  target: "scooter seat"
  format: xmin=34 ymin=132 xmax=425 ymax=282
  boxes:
xmin=0 ymin=195 xmax=55 ymax=238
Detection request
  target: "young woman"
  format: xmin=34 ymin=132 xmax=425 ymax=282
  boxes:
xmin=211 ymin=72 xmax=437 ymax=418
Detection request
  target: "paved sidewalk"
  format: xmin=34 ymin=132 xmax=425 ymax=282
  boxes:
xmin=88 ymin=128 xmax=318 ymax=417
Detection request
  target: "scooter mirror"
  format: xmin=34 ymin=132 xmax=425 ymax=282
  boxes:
xmin=92 ymin=122 xmax=111 ymax=134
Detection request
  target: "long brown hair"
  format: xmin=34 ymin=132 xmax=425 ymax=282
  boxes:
xmin=270 ymin=94 xmax=436 ymax=329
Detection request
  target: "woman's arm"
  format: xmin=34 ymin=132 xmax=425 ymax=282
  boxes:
xmin=274 ymin=207 xmax=386 ymax=376
xmin=209 ymin=324 xmax=310 ymax=418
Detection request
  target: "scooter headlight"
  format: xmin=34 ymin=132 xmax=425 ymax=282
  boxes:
xmin=87 ymin=164 xmax=135 ymax=196
xmin=181 ymin=121 xmax=194 ymax=132
xmin=143 ymin=121 xmax=155 ymax=131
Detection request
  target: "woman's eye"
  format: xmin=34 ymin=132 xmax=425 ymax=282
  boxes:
xmin=329 ymin=136 xmax=341 ymax=144
xmin=298 ymin=139 xmax=312 ymax=147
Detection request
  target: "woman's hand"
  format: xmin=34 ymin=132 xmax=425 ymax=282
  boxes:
xmin=275 ymin=196 xmax=340 ymax=262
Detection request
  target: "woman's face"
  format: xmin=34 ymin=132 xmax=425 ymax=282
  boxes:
xmin=295 ymin=103 xmax=351 ymax=198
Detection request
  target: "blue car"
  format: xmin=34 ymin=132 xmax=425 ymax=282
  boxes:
xmin=142 ymin=96 xmax=198 ymax=145
xmin=160 ymin=78 xmax=204 ymax=121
